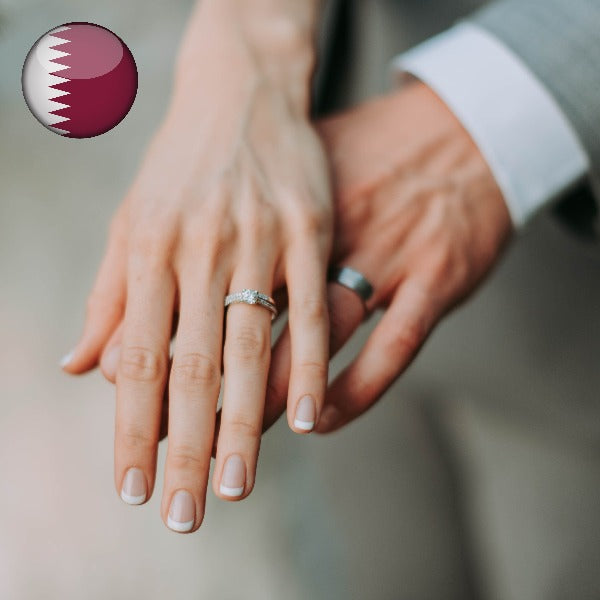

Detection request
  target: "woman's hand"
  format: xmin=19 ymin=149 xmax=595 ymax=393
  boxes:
xmin=61 ymin=0 xmax=332 ymax=532
xmin=259 ymin=82 xmax=513 ymax=434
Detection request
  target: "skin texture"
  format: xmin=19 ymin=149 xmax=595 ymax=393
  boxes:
xmin=61 ymin=0 xmax=331 ymax=532
xmin=91 ymin=82 xmax=513 ymax=447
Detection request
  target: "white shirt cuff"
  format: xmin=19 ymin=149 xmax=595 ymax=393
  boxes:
xmin=392 ymin=22 xmax=590 ymax=227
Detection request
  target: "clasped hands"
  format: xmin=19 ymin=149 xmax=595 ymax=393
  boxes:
xmin=61 ymin=23 xmax=512 ymax=532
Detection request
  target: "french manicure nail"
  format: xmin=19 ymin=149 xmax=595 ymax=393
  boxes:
xmin=219 ymin=454 xmax=245 ymax=497
xmin=120 ymin=467 xmax=147 ymax=505
xmin=294 ymin=395 xmax=315 ymax=431
xmin=167 ymin=490 xmax=195 ymax=532
xmin=59 ymin=350 xmax=74 ymax=368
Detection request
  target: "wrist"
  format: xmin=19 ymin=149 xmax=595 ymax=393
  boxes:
xmin=175 ymin=0 xmax=316 ymax=112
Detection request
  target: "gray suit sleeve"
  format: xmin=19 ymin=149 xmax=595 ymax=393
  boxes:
xmin=471 ymin=0 xmax=600 ymax=237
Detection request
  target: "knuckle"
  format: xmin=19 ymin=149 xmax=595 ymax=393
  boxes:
xmin=227 ymin=325 xmax=269 ymax=361
xmin=293 ymin=199 xmax=332 ymax=236
xmin=344 ymin=371 xmax=369 ymax=400
xmin=243 ymin=205 xmax=279 ymax=241
xmin=171 ymin=352 xmax=220 ymax=389
xmin=425 ymin=241 xmax=454 ymax=281
xmin=195 ymin=209 xmax=236 ymax=245
xmin=296 ymin=209 xmax=327 ymax=237
xmin=168 ymin=444 xmax=208 ymax=473
xmin=119 ymin=425 xmax=155 ymax=452
xmin=297 ymin=359 xmax=328 ymax=382
xmin=431 ymin=243 xmax=470 ymax=290
xmin=185 ymin=217 xmax=236 ymax=268
xmin=225 ymin=415 xmax=262 ymax=440
xmin=208 ymin=221 xmax=236 ymax=253
xmin=130 ymin=227 xmax=172 ymax=265
xmin=388 ymin=320 xmax=424 ymax=359
xmin=295 ymin=297 xmax=328 ymax=325
xmin=119 ymin=345 xmax=167 ymax=383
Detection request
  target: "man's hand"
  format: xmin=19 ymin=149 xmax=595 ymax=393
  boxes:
xmin=262 ymin=81 xmax=513 ymax=433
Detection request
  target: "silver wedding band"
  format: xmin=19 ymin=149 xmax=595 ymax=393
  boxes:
xmin=224 ymin=289 xmax=278 ymax=320
xmin=328 ymin=266 xmax=374 ymax=303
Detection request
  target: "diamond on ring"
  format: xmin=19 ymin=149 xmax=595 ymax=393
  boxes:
xmin=241 ymin=290 xmax=258 ymax=304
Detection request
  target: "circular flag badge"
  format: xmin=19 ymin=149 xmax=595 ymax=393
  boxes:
xmin=22 ymin=22 xmax=137 ymax=138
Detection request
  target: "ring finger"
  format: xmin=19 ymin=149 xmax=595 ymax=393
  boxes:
xmin=213 ymin=254 xmax=276 ymax=500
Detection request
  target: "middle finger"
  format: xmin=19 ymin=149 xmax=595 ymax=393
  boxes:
xmin=160 ymin=261 xmax=227 ymax=533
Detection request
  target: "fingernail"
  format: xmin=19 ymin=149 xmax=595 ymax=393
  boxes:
xmin=120 ymin=467 xmax=147 ymax=505
xmin=219 ymin=454 xmax=245 ymax=497
xmin=316 ymin=405 xmax=341 ymax=432
xmin=59 ymin=350 xmax=74 ymax=368
xmin=102 ymin=345 xmax=120 ymax=376
xmin=167 ymin=490 xmax=195 ymax=532
xmin=294 ymin=395 xmax=315 ymax=432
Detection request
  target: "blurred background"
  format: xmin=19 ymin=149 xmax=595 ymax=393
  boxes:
xmin=1 ymin=1 xmax=599 ymax=599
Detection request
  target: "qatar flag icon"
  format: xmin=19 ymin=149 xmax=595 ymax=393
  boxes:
xmin=22 ymin=22 xmax=138 ymax=138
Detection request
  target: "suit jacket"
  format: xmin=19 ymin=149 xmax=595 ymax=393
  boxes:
xmin=475 ymin=0 xmax=600 ymax=239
